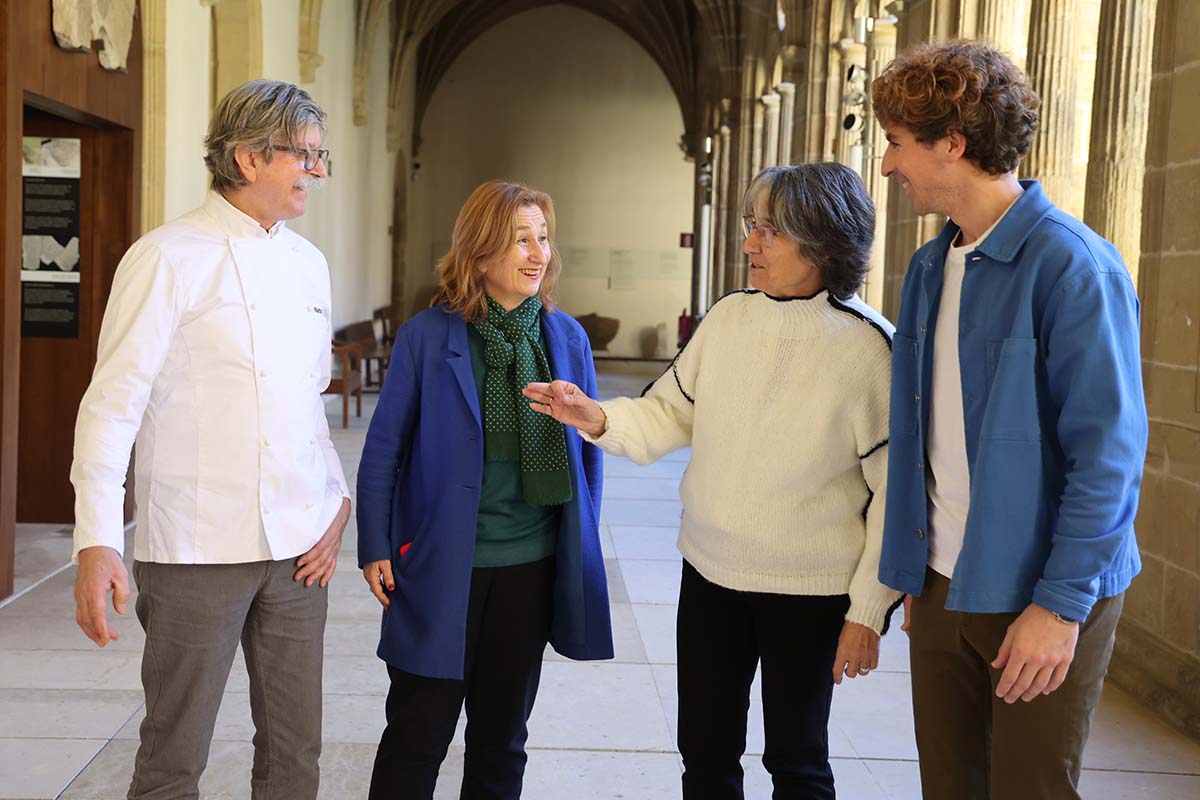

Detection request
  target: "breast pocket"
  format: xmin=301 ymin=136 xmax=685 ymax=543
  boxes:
xmin=891 ymin=334 xmax=920 ymax=435
xmin=982 ymin=338 xmax=1042 ymax=441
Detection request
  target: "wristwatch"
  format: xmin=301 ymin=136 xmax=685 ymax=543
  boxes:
xmin=1051 ymin=611 xmax=1078 ymax=625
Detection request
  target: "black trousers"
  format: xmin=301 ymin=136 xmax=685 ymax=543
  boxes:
xmin=677 ymin=560 xmax=850 ymax=800
xmin=368 ymin=556 xmax=556 ymax=800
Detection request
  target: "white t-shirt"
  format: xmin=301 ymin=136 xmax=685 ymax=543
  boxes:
xmin=926 ymin=198 xmax=1019 ymax=578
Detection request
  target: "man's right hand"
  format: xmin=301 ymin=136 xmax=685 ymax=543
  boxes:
xmin=902 ymin=594 xmax=912 ymax=635
xmin=363 ymin=559 xmax=395 ymax=610
xmin=74 ymin=546 xmax=130 ymax=647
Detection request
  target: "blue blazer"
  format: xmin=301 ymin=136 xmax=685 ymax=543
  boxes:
xmin=356 ymin=303 xmax=613 ymax=679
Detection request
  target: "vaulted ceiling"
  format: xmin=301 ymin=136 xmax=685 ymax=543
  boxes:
xmin=354 ymin=0 xmax=778 ymax=159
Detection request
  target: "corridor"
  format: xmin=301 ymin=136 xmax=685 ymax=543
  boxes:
xmin=1 ymin=366 xmax=1199 ymax=799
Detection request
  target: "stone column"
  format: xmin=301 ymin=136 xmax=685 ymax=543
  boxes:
xmin=1082 ymin=0 xmax=1156 ymax=285
xmin=714 ymin=123 xmax=733 ymax=301
xmin=299 ymin=0 xmax=324 ymax=83
xmin=140 ymin=0 xmax=167 ymax=233
xmin=823 ymin=42 xmax=844 ymax=163
xmin=761 ymin=93 xmax=782 ymax=169
xmin=750 ymin=92 xmax=766 ymax=182
xmin=780 ymin=0 xmax=830 ymax=162
xmin=776 ymin=82 xmax=796 ymax=165
xmin=977 ymin=0 xmax=1027 ymax=63
xmin=212 ymin=0 xmax=264 ymax=106
xmin=861 ymin=15 xmax=897 ymax=311
xmin=1022 ymin=0 xmax=1081 ymax=209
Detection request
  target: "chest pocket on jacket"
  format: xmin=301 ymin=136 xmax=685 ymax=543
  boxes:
xmin=983 ymin=338 xmax=1042 ymax=442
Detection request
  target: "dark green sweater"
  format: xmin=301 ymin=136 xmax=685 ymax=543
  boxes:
xmin=467 ymin=325 xmax=560 ymax=567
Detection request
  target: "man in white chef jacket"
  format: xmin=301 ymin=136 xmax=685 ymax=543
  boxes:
xmin=70 ymin=79 xmax=350 ymax=800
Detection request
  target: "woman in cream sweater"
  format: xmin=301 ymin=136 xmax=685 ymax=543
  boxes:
xmin=524 ymin=163 xmax=901 ymax=800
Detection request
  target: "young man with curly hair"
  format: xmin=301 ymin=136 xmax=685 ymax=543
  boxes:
xmin=872 ymin=40 xmax=1147 ymax=799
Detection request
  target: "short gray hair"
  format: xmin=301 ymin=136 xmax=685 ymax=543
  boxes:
xmin=741 ymin=163 xmax=875 ymax=300
xmin=204 ymin=79 xmax=328 ymax=193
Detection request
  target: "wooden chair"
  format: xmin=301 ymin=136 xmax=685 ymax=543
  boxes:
xmin=373 ymin=305 xmax=395 ymax=346
xmin=338 ymin=319 xmax=390 ymax=392
xmin=323 ymin=341 xmax=363 ymax=428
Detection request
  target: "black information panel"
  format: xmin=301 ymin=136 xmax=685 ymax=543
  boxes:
xmin=21 ymin=137 xmax=82 ymax=339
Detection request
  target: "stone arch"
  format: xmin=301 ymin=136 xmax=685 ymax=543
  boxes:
xmin=409 ymin=0 xmax=700 ymax=160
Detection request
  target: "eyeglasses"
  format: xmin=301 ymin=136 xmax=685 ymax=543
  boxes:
xmin=741 ymin=216 xmax=780 ymax=246
xmin=271 ymin=145 xmax=329 ymax=171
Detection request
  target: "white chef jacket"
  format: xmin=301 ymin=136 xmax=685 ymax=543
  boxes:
xmin=70 ymin=190 xmax=350 ymax=564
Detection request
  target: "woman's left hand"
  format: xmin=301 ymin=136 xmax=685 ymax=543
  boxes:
xmin=832 ymin=620 xmax=880 ymax=684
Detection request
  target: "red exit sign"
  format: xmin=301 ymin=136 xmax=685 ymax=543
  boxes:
xmin=680 ymin=233 xmax=694 ymax=248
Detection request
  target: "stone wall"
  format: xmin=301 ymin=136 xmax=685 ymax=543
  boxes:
xmin=1108 ymin=0 xmax=1200 ymax=740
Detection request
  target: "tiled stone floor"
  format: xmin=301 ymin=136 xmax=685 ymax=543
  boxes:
xmin=2 ymin=366 xmax=1200 ymax=798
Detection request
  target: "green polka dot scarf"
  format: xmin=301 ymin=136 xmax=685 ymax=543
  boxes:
xmin=471 ymin=294 xmax=573 ymax=507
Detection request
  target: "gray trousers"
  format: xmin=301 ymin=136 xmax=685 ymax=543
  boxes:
xmin=128 ymin=559 xmax=328 ymax=800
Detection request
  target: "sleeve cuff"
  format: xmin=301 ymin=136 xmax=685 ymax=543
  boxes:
xmin=1031 ymin=581 xmax=1095 ymax=623
xmin=71 ymin=530 xmax=127 ymax=564
xmin=846 ymin=588 xmax=902 ymax=636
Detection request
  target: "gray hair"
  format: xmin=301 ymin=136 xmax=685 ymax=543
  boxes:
xmin=203 ymin=79 xmax=328 ymax=193
xmin=741 ymin=163 xmax=875 ymax=300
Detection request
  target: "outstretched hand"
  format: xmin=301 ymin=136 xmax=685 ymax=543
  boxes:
xmin=523 ymin=380 xmax=607 ymax=438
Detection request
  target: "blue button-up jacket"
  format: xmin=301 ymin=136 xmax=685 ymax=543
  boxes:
xmin=357 ymin=304 xmax=613 ymax=679
xmin=879 ymin=181 xmax=1147 ymax=622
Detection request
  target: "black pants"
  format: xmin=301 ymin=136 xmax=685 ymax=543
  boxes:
xmin=368 ymin=556 xmax=556 ymax=800
xmin=677 ymin=560 xmax=850 ymax=800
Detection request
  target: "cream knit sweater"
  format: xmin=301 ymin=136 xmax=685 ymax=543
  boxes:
xmin=593 ymin=289 xmax=901 ymax=633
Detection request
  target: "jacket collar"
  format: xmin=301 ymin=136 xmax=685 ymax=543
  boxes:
xmin=931 ymin=179 xmax=1054 ymax=266
xmin=444 ymin=306 xmax=581 ymax=430
xmin=202 ymin=190 xmax=286 ymax=240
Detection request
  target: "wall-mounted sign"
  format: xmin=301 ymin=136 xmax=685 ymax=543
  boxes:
xmin=680 ymin=232 xmax=694 ymax=248
xmin=21 ymin=137 xmax=81 ymax=339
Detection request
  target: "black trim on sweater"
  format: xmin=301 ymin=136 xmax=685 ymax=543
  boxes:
xmin=826 ymin=294 xmax=894 ymax=351
xmin=638 ymin=289 xmax=751 ymax=400
xmin=859 ymin=438 xmax=888 ymax=459
xmin=671 ymin=361 xmax=695 ymax=404
xmin=758 ymin=287 xmax=826 ymax=302
xmin=880 ymin=595 xmax=906 ymax=637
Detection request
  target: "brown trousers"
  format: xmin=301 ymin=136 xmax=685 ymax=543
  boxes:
xmin=909 ymin=567 xmax=1122 ymax=800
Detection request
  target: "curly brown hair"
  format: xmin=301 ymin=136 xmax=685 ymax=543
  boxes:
xmin=871 ymin=40 xmax=1040 ymax=175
